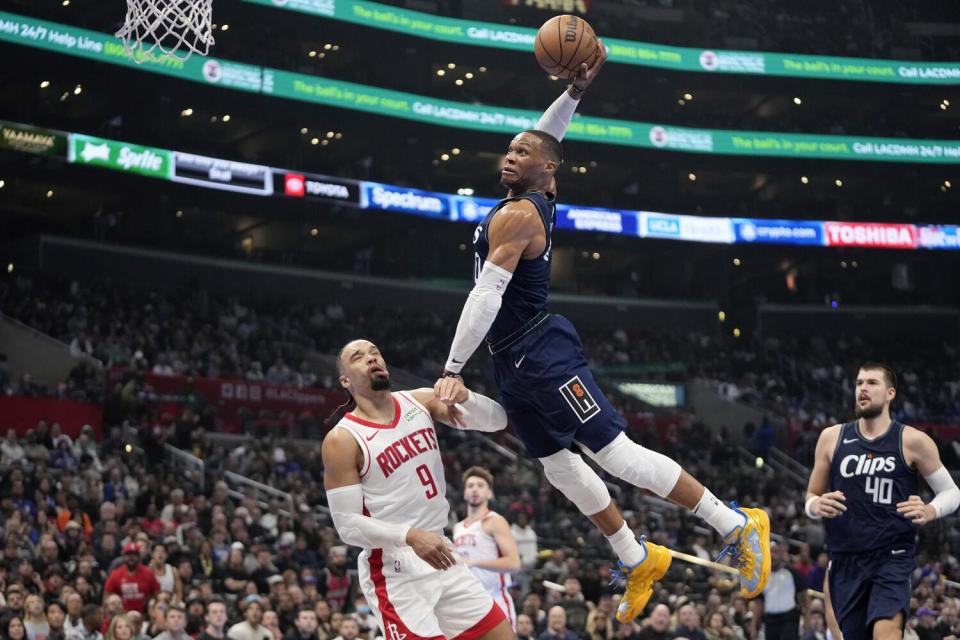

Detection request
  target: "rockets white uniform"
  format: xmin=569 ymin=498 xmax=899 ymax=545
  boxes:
xmin=454 ymin=513 xmax=517 ymax=627
xmin=335 ymin=391 xmax=505 ymax=640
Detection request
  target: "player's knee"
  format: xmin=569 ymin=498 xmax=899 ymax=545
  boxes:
xmin=539 ymin=450 xmax=610 ymax=516
xmin=585 ymin=433 xmax=681 ymax=497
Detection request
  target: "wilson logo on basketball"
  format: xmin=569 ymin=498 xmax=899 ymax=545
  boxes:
xmin=564 ymin=17 xmax=580 ymax=42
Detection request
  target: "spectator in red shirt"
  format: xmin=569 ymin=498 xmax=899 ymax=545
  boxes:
xmin=103 ymin=544 xmax=161 ymax=614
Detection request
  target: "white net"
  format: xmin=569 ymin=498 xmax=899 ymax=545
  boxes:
xmin=116 ymin=0 xmax=215 ymax=63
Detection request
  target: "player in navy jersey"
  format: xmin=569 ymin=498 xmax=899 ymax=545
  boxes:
xmin=432 ymin=45 xmax=771 ymax=625
xmin=805 ymin=362 xmax=960 ymax=640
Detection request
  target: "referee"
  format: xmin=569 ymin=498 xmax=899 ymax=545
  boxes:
xmin=763 ymin=542 xmax=807 ymax=640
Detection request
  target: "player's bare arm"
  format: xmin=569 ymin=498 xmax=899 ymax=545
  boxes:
xmin=897 ymin=426 xmax=960 ymax=525
xmin=805 ymin=424 xmax=847 ymax=518
xmin=464 ymin=515 xmax=521 ymax=573
xmin=487 ymin=200 xmax=547 ymax=266
xmin=322 ymin=428 xmax=458 ymax=570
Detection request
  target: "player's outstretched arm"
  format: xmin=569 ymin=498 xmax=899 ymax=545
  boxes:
xmin=464 ymin=514 xmax=521 ymax=573
xmin=442 ymin=202 xmax=542 ymax=375
xmin=413 ymin=381 xmax=507 ymax=432
xmin=805 ymin=425 xmax=846 ymax=519
xmin=535 ymin=39 xmax=606 ymax=140
xmin=898 ymin=427 xmax=960 ymax=525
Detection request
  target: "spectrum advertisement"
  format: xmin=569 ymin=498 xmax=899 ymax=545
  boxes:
xmin=3 ymin=11 xmax=960 ymax=164
xmin=241 ymin=0 xmax=960 ymax=85
xmin=5 ymin=118 xmax=959 ymax=252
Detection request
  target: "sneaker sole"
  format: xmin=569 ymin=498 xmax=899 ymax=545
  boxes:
xmin=741 ymin=508 xmax=771 ymax=598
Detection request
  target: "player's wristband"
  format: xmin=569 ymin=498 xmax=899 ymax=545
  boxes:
xmin=805 ymin=496 xmax=822 ymax=520
xmin=441 ymin=371 xmax=462 ymax=379
xmin=568 ymin=83 xmax=586 ymax=98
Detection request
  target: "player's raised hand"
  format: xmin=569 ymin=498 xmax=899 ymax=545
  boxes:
xmin=813 ymin=491 xmax=847 ymax=518
xmin=897 ymin=494 xmax=936 ymax=525
xmin=433 ymin=374 xmax=469 ymax=407
xmin=405 ymin=528 xmax=458 ymax=570
xmin=571 ymin=38 xmax=608 ymax=91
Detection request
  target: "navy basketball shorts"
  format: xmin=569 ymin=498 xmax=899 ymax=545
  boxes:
xmin=491 ymin=314 xmax=625 ymax=459
xmin=828 ymin=545 xmax=915 ymax=640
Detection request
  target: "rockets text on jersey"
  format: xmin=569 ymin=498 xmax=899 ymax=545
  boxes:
xmin=335 ymin=391 xmax=449 ymax=544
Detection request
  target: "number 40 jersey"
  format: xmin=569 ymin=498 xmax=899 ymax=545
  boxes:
xmin=335 ymin=391 xmax=449 ymax=544
xmin=825 ymin=420 xmax=919 ymax=553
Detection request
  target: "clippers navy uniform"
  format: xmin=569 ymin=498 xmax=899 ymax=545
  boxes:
xmin=825 ymin=420 xmax=919 ymax=639
xmin=473 ymin=192 xmax=625 ymax=458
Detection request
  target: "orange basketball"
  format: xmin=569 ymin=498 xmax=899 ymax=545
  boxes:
xmin=534 ymin=15 xmax=599 ymax=79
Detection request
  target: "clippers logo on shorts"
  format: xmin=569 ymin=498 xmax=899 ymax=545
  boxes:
xmin=559 ymin=376 xmax=600 ymax=423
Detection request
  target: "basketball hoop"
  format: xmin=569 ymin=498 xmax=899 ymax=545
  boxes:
xmin=116 ymin=0 xmax=215 ymax=63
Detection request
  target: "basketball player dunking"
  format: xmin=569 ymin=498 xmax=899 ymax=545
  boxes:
xmin=323 ymin=339 xmax=516 ymax=640
xmin=432 ymin=45 xmax=771 ymax=624
xmin=453 ymin=467 xmax=521 ymax=627
xmin=805 ymin=362 xmax=960 ymax=640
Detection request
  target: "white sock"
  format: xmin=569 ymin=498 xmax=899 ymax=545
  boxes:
xmin=693 ymin=488 xmax=746 ymax=538
xmin=606 ymin=523 xmax=647 ymax=567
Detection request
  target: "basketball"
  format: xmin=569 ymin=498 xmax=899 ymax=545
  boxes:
xmin=534 ymin=15 xmax=599 ymax=78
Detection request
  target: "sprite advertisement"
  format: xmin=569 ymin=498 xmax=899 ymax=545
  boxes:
xmin=1 ymin=10 xmax=958 ymax=164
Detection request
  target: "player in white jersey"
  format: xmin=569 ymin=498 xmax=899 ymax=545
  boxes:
xmin=322 ymin=339 xmax=516 ymax=640
xmin=453 ymin=467 xmax=521 ymax=627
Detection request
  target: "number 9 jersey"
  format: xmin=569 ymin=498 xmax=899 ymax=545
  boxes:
xmin=335 ymin=391 xmax=449 ymax=540
xmin=825 ymin=420 xmax=919 ymax=554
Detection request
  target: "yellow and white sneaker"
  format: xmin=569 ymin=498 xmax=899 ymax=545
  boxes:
xmin=611 ymin=538 xmax=672 ymax=624
xmin=717 ymin=502 xmax=771 ymax=599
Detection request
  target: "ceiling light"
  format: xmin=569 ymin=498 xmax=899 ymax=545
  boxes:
xmin=175 ymin=210 xmax=183 ymax=218
xmin=800 ymin=175 xmax=809 ymax=184
xmin=334 ymin=133 xmax=342 ymax=139
xmin=592 ymin=252 xmax=600 ymax=260
xmin=73 ymin=84 xmax=82 ymax=95
xmin=733 ymin=328 xmax=741 ymax=338
xmin=457 ymin=187 xmax=474 ymax=196
xmin=579 ymin=167 xmax=587 ymax=174
xmin=440 ymin=153 xmax=450 ymax=161
xmin=46 ymin=189 xmax=54 ymax=198
xmin=324 ymin=44 xmax=332 ymax=51
xmin=677 ymin=99 xmax=685 ymax=106
xmin=221 ymin=24 xmax=229 ymax=31
xmin=451 ymin=148 xmax=460 ymax=155
xmin=436 ymin=69 xmax=445 ymax=76
xmin=718 ymin=311 xmax=726 ymax=322
xmin=479 ymin=66 xmax=487 ymax=72
xmin=310 ymin=138 xmax=319 ymax=145
xmin=688 ymin=172 xmax=696 ymax=181
xmin=455 ymin=79 xmax=464 ymax=86
xmin=733 ymin=257 xmax=741 ymax=266
xmin=571 ymin=165 xmax=579 ymax=173
xmin=300 ymin=127 xmax=308 ymax=134
xmin=308 ymin=51 xmax=317 ymax=57
xmin=210 ymin=116 xmax=218 ymax=123
xmin=465 ymin=72 xmax=474 ymax=79
xmin=793 ymin=97 xmax=802 ymax=105
xmin=320 ymin=139 xmax=329 ymax=146
xmin=222 ymin=114 xmax=231 ymax=122
xmin=0 ymin=180 xmax=5 ymax=188
xmin=318 ymin=52 xmax=325 ymax=59
xmin=40 ymin=80 xmax=50 ymax=89
xmin=332 ymin=45 xmax=339 ymax=51
xmin=945 ymin=180 xmax=952 ymax=188
xmin=181 ymin=108 xmax=193 ymax=116
xmin=6 ymin=263 xmax=12 ymax=273
xmin=683 ymin=92 xmax=693 ymax=100
xmin=62 ymin=0 xmax=69 ymax=5
xmin=59 ymin=92 xmax=68 ymax=102
xmin=944 ymin=99 xmax=951 ymax=106
xmin=447 ymin=63 xmax=456 ymax=69
xmin=310 ymin=228 xmax=319 ymax=236
xmin=835 ymin=179 xmax=843 ymax=187
xmin=326 ymin=131 xmax=334 ymax=138
xmin=941 ymin=103 xmax=948 ymax=111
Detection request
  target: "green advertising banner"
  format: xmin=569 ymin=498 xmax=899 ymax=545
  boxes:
xmin=4 ymin=11 xmax=959 ymax=164
xmin=242 ymin=0 xmax=960 ymax=85
xmin=68 ymin=133 xmax=172 ymax=179
xmin=0 ymin=120 xmax=67 ymax=156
